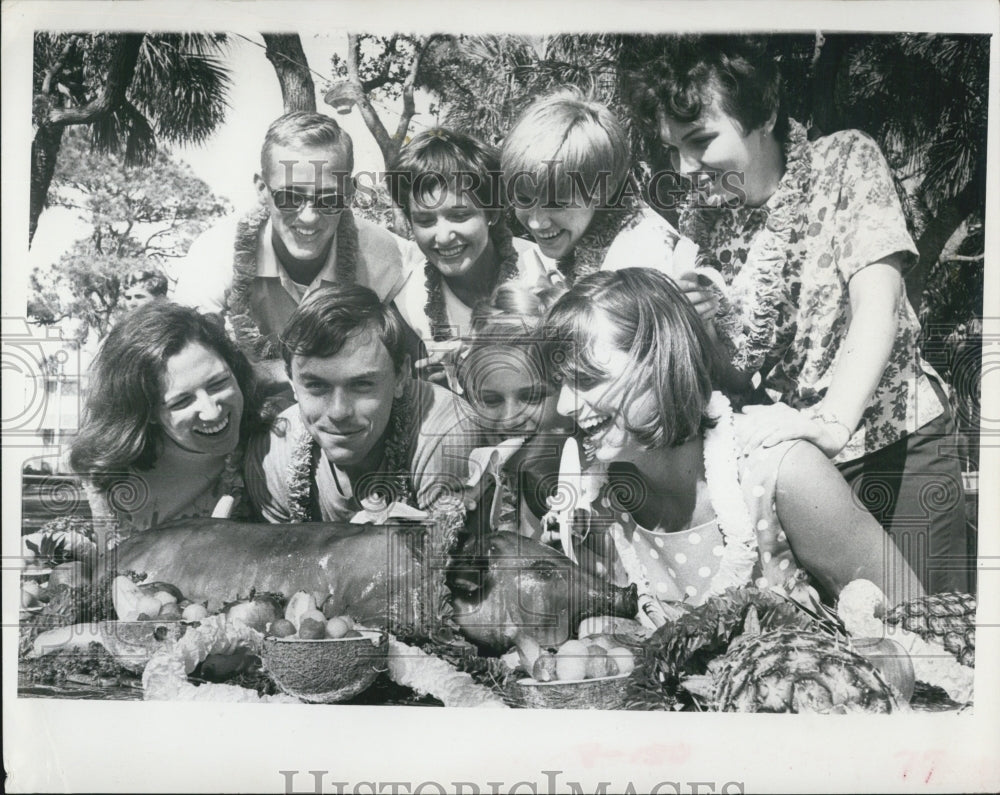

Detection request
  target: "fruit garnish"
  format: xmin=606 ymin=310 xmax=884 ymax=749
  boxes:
xmin=532 ymin=654 xmax=557 ymax=682
xmin=269 ymin=618 xmax=296 ymax=638
xmin=325 ymin=617 xmax=350 ymax=639
xmin=298 ymin=617 xmax=327 ymax=639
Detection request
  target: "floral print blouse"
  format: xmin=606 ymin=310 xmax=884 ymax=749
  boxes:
xmin=694 ymin=126 xmax=944 ymax=463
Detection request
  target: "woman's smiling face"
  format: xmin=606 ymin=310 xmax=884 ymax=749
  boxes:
xmin=157 ymin=342 xmax=244 ymax=456
xmin=410 ymin=185 xmax=496 ymax=280
xmin=466 ymin=346 xmax=560 ymax=444
xmin=554 ymin=327 xmax=654 ymax=464
xmin=657 ymin=85 xmax=777 ymax=206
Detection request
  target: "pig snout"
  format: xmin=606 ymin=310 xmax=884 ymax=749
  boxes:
xmin=448 ymin=532 xmax=638 ymax=654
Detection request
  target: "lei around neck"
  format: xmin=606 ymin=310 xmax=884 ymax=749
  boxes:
xmin=611 ymin=391 xmax=758 ymax=604
xmin=424 ymin=221 xmax=521 ymax=342
xmin=285 ymin=379 xmax=417 ymax=523
xmin=227 ymin=206 xmax=361 ymax=360
xmin=555 ymin=196 xmax=644 ymax=286
xmin=679 ymin=119 xmax=812 ymax=374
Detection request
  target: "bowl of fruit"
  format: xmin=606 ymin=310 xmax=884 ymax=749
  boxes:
xmin=509 ymin=635 xmax=638 ymax=710
xmin=260 ymin=591 xmax=387 ymax=703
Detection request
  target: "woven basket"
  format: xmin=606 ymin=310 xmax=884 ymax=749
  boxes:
xmin=262 ymin=630 xmax=387 ymax=703
xmin=508 ymin=672 xmax=632 ymax=710
xmin=98 ymin=620 xmax=187 ymax=673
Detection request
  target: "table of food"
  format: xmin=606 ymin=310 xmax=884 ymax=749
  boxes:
xmin=19 ymin=515 xmax=975 ymax=712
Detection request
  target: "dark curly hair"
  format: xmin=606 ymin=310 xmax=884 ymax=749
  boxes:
xmin=70 ymin=303 xmax=267 ymax=489
xmin=622 ymin=35 xmax=789 ymax=145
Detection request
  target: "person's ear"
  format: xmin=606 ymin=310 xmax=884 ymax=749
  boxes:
xmin=394 ymin=356 xmax=411 ymax=399
xmin=763 ymin=110 xmax=778 ymax=137
xmin=254 ymin=173 xmax=269 ymax=206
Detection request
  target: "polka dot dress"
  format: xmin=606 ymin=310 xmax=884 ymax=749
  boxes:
xmin=602 ymin=429 xmax=808 ymax=608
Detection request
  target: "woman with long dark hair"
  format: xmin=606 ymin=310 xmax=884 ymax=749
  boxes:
xmin=70 ymin=302 xmax=267 ymax=546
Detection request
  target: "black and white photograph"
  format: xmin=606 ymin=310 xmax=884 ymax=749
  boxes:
xmin=3 ymin=1 xmax=999 ymax=792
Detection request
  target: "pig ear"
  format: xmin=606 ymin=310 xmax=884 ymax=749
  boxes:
xmin=449 ymin=572 xmax=483 ymax=594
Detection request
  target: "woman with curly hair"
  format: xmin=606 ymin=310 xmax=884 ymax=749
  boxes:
xmin=69 ymin=303 xmax=268 ymax=546
xmin=623 ymin=35 xmax=967 ymax=593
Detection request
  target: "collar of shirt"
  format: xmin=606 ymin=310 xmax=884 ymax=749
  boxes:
xmin=256 ymin=217 xmax=339 ymax=303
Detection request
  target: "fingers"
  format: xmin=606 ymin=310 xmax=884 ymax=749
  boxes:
xmin=739 ymin=403 xmax=819 ymax=454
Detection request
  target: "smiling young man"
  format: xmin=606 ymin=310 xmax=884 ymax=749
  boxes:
xmin=244 ymin=285 xmax=479 ymax=525
xmin=174 ymin=112 xmax=421 ymax=394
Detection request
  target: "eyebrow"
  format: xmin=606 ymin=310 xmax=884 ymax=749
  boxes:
xmin=297 ymin=368 xmax=384 ymax=383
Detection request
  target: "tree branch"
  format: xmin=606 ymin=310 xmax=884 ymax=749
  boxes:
xmin=41 ymin=36 xmax=79 ymax=95
xmin=45 ymin=34 xmax=144 ymax=127
xmin=391 ymin=36 xmax=431 ymax=158
xmin=360 ymin=34 xmax=400 ymax=93
xmin=345 ymin=33 xmax=393 ymax=160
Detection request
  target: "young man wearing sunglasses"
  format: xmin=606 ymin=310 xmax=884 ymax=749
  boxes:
xmin=174 ymin=111 xmax=420 ymax=395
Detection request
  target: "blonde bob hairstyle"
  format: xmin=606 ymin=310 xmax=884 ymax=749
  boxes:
xmin=500 ymin=88 xmax=632 ymax=208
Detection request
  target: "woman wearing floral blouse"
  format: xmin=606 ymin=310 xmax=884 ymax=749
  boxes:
xmin=625 ymin=36 xmax=967 ymax=593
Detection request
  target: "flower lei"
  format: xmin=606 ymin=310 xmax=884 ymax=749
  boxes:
xmin=555 ymin=197 xmax=643 ymax=285
xmin=285 ymin=380 xmax=417 ymax=522
xmin=700 ymin=391 xmax=758 ymax=595
xmin=679 ymin=119 xmax=812 ymax=373
xmin=227 ymin=206 xmax=361 ymax=360
xmin=613 ymin=392 xmax=757 ymax=603
xmin=425 ymin=221 xmax=522 ymax=342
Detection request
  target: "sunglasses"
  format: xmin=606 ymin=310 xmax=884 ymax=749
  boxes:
xmin=268 ymin=186 xmax=349 ymax=215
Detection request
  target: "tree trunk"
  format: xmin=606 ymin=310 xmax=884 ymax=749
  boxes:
xmin=262 ymin=34 xmax=316 ymax=113
xmin=29 ymin=124 xmax=65 ymax=245
xmin=909 ymin=180 xmax=978 ymax=310
xmin=809 ymin=33 xmax=851 ymax=136
xmin=30 ymin=33 xmax=144 ymax=245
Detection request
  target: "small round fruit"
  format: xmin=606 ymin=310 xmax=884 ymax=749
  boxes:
xmin=325 ymin=617 xmax=350 ymax=639
xmin=337 ymin=615 xmax=355 ymax=630
xmin=555 ymin=640 xmax=589 ymax=681
xmin=532 ymin=654 xmax=558 ymax=682
xmin=320 ymin=595 xmax=340 ymax=620
xmin=606 ymin=647 xmax=635 ymax=676
xmin=182 ymin=603 xmax=209 ymax=621
xmin=587 ymin=635 xmax=615 ymax=651
xmin=49 ymin=561 xmax=91 ymax=589
xmin=136 ymin=595 xmax=163 ymax=619
xmin=153 ymin=590 xmax=178 ymax=607
xmin=299 ymin=608 xmax=326 ymax=627
xmin=269 ymin=618 xmax=296 ymax=638
xmin=585 ymin=646 xmax=611 ymax=679
xmin=298 ymin=617 xmax=327 ymax=639
xmin=342 ymin=629 xmax=362 ymax=639
xmin=158 ymin=602 xmax=183 ymax=620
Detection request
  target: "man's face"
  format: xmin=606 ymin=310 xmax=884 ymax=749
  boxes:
xmin=122 ymin=286 xmax=156 ymax=310
xmin=290 ymin=327 xmax=406 ymax=468
xmin=255 ymin=143 xmax=352 ymax=263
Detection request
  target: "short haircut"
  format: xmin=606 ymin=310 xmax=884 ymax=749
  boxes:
xmin=124 ymin=268 xmax=169 ymax=297
xmin=623 ymin=35 xmax=788 ymax=144
xmin=500 ymin=88 xmax=632 ymax=207
xmin=280 ymin=285 xmax=408 ymax=375
xmin=260 ymin=111 xmax=355 ymax=178
xmin=388 ymin=128 xmax=502 ymax=216
xmin=545 ymin=268 xmax=720 ymax=449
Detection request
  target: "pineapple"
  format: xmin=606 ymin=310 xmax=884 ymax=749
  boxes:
xmin=885 ymin=593 xmax=976 ymax=668
xmin=713 ymin=629 xmax=903 ymax=713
